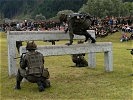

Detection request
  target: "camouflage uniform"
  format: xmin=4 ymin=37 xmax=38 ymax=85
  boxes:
xmin=15 ymin=41 xmax=50 ymax=92
xmin=72 ymin=54 xmax=88 ymax=67
xmin=71 ymin=40 xmax=88 ymax=67
xmin=60 ymin=13 xmax=96 ymax=45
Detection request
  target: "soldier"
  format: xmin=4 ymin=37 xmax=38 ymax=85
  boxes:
xmin=71 ymin=40 xmax=88 ymax=67
xmin=15 ymin=41 xmax=50 ymax=92
xmin=127 ymin=49 xmax=133 ymax=76
xmin=60 ymin=12 xmax=96 ymax=45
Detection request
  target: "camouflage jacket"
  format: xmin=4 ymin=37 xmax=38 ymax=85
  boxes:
xmin=20 ymin=51 xmax=44 ymax=76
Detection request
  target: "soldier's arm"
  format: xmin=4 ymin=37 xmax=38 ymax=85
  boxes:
xmin=20 ymin=55 xmax=27 ymax=69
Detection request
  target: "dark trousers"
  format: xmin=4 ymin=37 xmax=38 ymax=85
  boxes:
xmin=16 ymin=69 xmax=50 ymax=89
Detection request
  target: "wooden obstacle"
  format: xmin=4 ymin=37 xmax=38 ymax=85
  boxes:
xmin=7 ymin=30 xmax=113 ymax=76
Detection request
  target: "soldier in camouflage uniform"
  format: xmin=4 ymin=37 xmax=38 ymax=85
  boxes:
xmin=71 ymin=40 xmax=88 ymax=67
xmin=59 ymin=13 xmax=96 ymax=45
xmin=15 ymin=41 xmax=50 ymax=92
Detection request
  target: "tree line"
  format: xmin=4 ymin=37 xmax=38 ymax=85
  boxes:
xmin=0 ymin=0 xmax=132 ymax=20
xmin=0 ymin=0 xmax=87 ymax=19
xmin=79 ymin=0 xmax=133 ymax=18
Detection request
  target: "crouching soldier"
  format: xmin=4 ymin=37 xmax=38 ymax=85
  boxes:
xmin=15 ymin=41 xmax=50 ymax=92
xmin=71 ymin=40 xmax=88 ymax=67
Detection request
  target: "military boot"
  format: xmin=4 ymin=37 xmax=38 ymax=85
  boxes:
xmin=14 ymin=81 xmax=21 ymax=89
xmin=91 ymin=38 xmax=96 ymax=43
xmin=90 ymin=37 xmax=96 ymax=43
xmin=84 ymin=31 xmax=96 ymax=43
xmin=37 ymin=81 xmax=44 ymax=92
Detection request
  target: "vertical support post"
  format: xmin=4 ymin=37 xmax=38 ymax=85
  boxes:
xmin=87 ymin=30 xmax=96 ymax=68
xmin=104 ymin=51 xmax=113 ymax=72
xmin=88 ymin=52 xmax=96 ymax=68
xmin=7 ymin=31 xmax=17 ymax=76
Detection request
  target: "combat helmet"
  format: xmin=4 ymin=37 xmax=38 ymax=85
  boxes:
xmin=26 ymin=41 xmax=37 ymax=50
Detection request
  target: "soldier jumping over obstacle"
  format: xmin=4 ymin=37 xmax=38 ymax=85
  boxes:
xmin=59 ymin=12 xmax=96 ymax=45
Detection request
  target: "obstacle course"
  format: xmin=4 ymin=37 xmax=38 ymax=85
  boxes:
xmin=7 ymin=30 xmax=113 ymax=76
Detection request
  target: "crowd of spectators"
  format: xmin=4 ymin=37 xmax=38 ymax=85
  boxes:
xmin=91 ymin=16 xmax=133 ymax=38
xmin=0 ymin=16 xmax=133 ymax=39
xmin=0 ymin=16 xmax=132 ymax=53
xmin=0 ymin=20 xmax=61 ymax=32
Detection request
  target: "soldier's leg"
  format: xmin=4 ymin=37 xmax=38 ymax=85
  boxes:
xmin=15 ymin=69 xmax=23 ymax=89
xmin=84 ymin=31 xmax=96 ymax=43
xmin=76 ymin=57 xmax=82 ymax=67
xmin=37 ymin=80 xmax=45 ymax=92
xmin=42 ymin=79 xmax=51 ymax=88
xmin=35 ymin=77 xmax=46 ymax=92
xmin=25 ymin=75 xmax=45 ymax=92
xmin=77 ymin=57 xmax=83 ymax=67
xmin=66 ymin=33 xmax=74 ymax=45
xmin=81 ymin=58 xmax=88 ymax=67
xmin=69 ymin=33 xmax=74 ymax=45
xmin=51 ymin=40 xmax=55 ymax=45
xmin=39 ymin=76 xmax=51 ymax=88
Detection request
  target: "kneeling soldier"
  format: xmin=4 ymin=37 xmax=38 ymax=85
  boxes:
xmin=15 ymin=41 xmax=50 ymax=92
xmin=71 ymin=40 xmax=88 ymax=67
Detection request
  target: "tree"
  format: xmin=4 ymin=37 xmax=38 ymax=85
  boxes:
xmin=79 ymin=0 xmax=133 ymax=18
xmin=123 ymin=2 xmax=133 ymax=16
xmin=57 ymin=10 xmax=74 ymax=18
xmin=80 ymin=0 xmax=106 ymax=17
xmin=35 ymin=14 xmax=46 ymax=21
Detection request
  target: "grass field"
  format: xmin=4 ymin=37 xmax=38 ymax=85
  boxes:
xmin=0 ymin=31 xmax=133 ymax=100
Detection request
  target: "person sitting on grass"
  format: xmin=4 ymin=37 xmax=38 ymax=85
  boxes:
xmin=120 ymin=33 xmax=129 ymax=42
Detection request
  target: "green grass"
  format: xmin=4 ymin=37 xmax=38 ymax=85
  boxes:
xmin=0 ymin=32 xmax=133 ymax=100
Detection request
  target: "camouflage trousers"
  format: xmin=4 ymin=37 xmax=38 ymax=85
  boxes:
xmin=72 ymin=55 xmax=88 ymax=67
xmin=16 ymin=68 xmax=50 ymax=87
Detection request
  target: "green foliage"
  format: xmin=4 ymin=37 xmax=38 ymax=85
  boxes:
xmin=0 ymin=31 xmax=133 ymax=99
xmin=123 ymin=2 xmax=133 ymax=15
xmin=80 ymin=0 xmax=133 ymax=18
xmin=0 ymin=0 xmax=132 ymax=19
xmin=35 ymin=14 xmax=46 ymax=21
xmin=0 ymin=0 xmax=86 ymax=19
xmin=56 ymin=10 xmax=74 ymax=18
xmin=123 ymin=0 xmax=133 ymax=2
